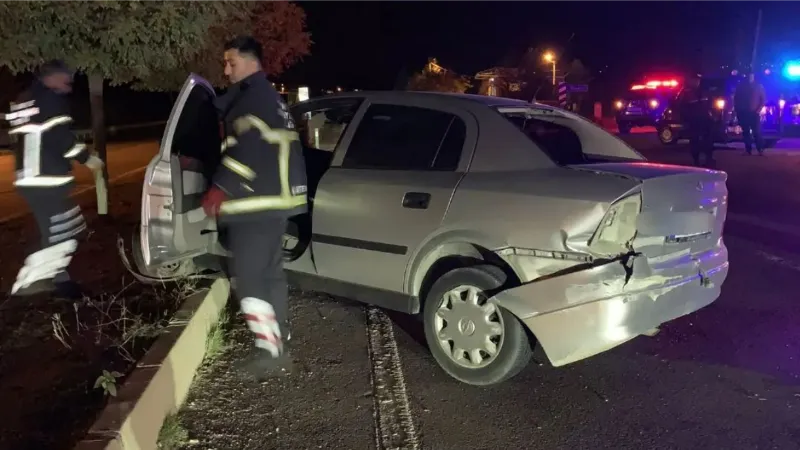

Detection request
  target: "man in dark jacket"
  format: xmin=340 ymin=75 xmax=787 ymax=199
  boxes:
xmin=681 ymin=75 xmax=716 ymax=167
xmin=734 ymin=73 xmax=766 ymax=155
xmin=202 ymin=36 xmax=308 ymax=379
xmin=7 ymin=60 xmax=104 ymax=299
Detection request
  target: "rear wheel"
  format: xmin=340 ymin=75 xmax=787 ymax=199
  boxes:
xmin=283 ymin=214 xmax=310 ymax=262
xmin=618 ymin=122 xmax=632 ymax=134
xmin=422 ymin=265 xmax=532 ymax=386
xmin=658 ymin=125 xmax=677 ymax=145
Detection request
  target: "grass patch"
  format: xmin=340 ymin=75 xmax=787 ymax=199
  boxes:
xmin=157 ymin=412 xmax=189 ymax=450
xmin=204 ymin=309 xmax=231 ymax=363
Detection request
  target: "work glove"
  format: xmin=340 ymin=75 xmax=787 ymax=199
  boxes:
xmin=202 ymin=185 xmax=226 ymax=217
xmin=84 ymin=155 xmax=105 ymax=172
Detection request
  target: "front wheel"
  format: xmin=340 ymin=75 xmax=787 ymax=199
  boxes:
xmin=658 ymin=125 xmax=677 ymax=145
xmin=422 ymin=265 xmax=532 ymax=386
xmin=125 ymin=229 xmax=197 ymax=283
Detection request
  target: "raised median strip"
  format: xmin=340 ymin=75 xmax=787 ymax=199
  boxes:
xmin=72 ymin=278 xmax=230 ymax=450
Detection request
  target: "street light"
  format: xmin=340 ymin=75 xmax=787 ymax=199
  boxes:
xmin=543 ymin=52 xmax=556 ymax=86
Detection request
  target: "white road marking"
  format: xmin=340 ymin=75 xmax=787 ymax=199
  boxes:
xmin=365 ymin=306 xmax=420 ymax=450
xmin=755 ymin=249 xmax=800 ymax=273
xmin=0 ymin=166 xmax=146 ymax=223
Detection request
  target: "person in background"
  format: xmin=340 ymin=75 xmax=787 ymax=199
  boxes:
xmin=6 ymin=60 xmax=104 ymax=299
xmin=202 ymin=36 xmax=308 ymax=379
xmin=681 ymin=75 xmax=716 ymax=167
xmin=734 ymin=73 xmax=766 ymax=156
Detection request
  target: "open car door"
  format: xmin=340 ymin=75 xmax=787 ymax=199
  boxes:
xmin=136 ymin=74 xmax=221 ymax=279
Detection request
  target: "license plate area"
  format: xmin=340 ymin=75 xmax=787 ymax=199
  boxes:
xmin=727 ymin=125 xmax=742 ymax=134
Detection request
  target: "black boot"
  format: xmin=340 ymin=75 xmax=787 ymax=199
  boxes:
xmin=9 ymin=279 xmax=56 ymax=298
xmin=54 ymin=280 xmax=85 ymax=301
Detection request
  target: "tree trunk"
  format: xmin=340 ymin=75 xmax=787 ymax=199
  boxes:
xmin=88 ymin=73 xmax=109 ymax=215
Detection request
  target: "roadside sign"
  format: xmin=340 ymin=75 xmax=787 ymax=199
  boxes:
xmin=567 ymin=84 xmax=588 ymax=93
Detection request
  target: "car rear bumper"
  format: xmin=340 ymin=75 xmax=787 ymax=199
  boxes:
xmin=615 ymin=114 xmax=656 ymax=126
xmin=490 ymin=243 xmax=729 ymax=367
xmin=723 ymin=125 xmax=781 ymax=142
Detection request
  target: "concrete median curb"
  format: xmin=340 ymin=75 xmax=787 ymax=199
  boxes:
xmin=73 ymin=277 xmax=231 ymax=450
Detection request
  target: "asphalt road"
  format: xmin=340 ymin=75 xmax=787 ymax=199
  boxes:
xmin=0 ymin=141 xmax=157 ymax=223
xmin=177 ymin=134 xmax=800 ymax=450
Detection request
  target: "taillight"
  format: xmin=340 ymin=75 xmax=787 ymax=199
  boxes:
xmin=588 ymin=193 xmax=642 ymax=255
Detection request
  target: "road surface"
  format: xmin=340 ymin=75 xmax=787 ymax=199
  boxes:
xmin=0 ymin=141 xmax=157 ymax=223
xmin=176 ymin=135 xmax=800 ymax=450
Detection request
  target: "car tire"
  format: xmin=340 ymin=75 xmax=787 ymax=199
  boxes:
xmin=618 ymin=122 xmax=632 ymax=134
xmin=130 ymin=228 xmax=196 ymax=283
xmin=764 ymin=139 xmax=778 ymax=149
xmin=283 ymin=214 xmax=310 ymax=263
xmin=658 ymin=125 xmax=677 ymax=145
xmin=422 ymin=265 xmax=532 ymax=386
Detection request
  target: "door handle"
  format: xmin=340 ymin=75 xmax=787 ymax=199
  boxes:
xmin=402 ymin=192 xmax=431 ymax=209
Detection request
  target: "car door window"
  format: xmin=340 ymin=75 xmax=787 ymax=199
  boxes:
xmin=172 ymin=85 xmax=221 ymax=178
xmin=296 ymin=101 xmax=361 ymax=152
xmin=342 ymin=104 xmax=465 ymax=171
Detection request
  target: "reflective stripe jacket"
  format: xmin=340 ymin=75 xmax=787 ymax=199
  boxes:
xmin=6 ymin=81 xmax=89 ymax=188
xmin=213 ymin=72 xmax=308 ymax=219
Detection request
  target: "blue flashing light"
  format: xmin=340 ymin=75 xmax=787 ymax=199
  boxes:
xmin=783 ymin=61 xmax=800 ymax=80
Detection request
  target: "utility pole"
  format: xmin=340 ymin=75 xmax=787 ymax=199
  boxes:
xmin=750 ymin=8 xmax=763 ymax=71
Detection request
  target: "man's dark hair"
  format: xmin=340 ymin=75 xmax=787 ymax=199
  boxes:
xmin=38 ymin=59 xmax=74 ymax=78
xmin=224 ymin=35 xmax=263 ymax=63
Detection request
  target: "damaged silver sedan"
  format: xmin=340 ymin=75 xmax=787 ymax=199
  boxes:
xmin=133 ymin=76 xmax=730 ymax=386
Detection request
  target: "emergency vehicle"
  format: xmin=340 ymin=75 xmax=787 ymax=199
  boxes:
xmin=614 ymin=77 xmax=681 ymax=135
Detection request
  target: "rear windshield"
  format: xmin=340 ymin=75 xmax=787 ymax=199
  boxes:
xmin=498 ymin=106 xmax=645 ymax=166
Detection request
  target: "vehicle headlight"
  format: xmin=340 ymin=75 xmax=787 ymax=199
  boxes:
xmin=615 ymin=100 xmax=624 ymax=109
xmin=714 ymin=99 xmax=726 ymax=110
xmin=588 ymin=193 xmax=642 ymax=255
xmin=649 ymin=99 xmax=659 ymax=108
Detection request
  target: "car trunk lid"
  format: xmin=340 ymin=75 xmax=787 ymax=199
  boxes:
xmin=569 ymin=162 xmax=728 ymax=259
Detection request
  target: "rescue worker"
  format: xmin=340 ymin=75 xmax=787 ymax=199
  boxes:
xmin=734 ymin=73 xmax=767 ymax=155
xmin=201 ymin=36 xmax=307 ymax=378
xmin=681 ymin=74 xmax=716 ymax=167
xmin=6 ymin=60 xmax=104 ymax=298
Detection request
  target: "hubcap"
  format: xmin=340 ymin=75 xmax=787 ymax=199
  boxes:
xmin=157 ymin=261 xmax=181 ymax=277
xmin=661 ymin=128 xmax=673 ymax=142
xmin=434 ymin=285 xmax=504 ymax=369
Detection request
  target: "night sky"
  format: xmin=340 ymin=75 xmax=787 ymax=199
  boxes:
xmin=280 ymin=1 xmax=800 ymax=90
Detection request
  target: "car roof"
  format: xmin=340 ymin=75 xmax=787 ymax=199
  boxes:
xmin=296 ymin=90 xmax=542 ymax=110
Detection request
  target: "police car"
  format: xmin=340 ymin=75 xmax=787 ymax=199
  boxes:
xmin=614 ymin=78 xmax=680 ymax=135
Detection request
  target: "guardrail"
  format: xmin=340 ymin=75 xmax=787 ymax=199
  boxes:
xmin=0 ymin=120 xmax=166 ymax=152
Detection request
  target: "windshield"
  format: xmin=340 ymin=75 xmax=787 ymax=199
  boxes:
xmin=699 ymin=78 xmax=729 ymax=95
xmin=627 ymin=89 xmax=677 ymax=100
xmin=497 ymin=106 xmax=646 ymax=166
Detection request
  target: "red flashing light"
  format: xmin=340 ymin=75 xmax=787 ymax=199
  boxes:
xmin=630 ymin=79 xmax=680 ymax=91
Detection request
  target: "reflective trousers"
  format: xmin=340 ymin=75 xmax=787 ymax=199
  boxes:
xmin=12 ymin=183 xmax=85 ymax=294
xmin=219 ymin=215 xmax=288 ymax=356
